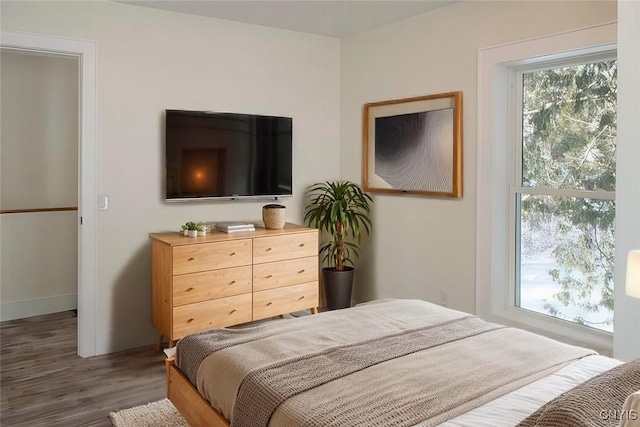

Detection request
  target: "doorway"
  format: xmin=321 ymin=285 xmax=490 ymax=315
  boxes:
xmin=0 ymin=31 xmax=98 ymax=357
xmin=1 ymin=49 xmax=79 ymax=329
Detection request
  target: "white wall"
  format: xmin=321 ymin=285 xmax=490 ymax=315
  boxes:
xmin=1 ymin=1 xmax=341 ymax=354
xmin=340 ymin=1 xmax=617 ymax=314
xmin=1 ymin=52 xmax=79 ymax=209
xmin=0 ymin=51 xmax=79 ymax=320
xmin=613 ymin=0 xmax=640 ymax=361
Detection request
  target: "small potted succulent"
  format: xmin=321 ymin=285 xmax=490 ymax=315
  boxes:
xmin=184 ymin=221 xmax=202 ymax=238
xmin=180 ymin=224 xmax=188 ymax=236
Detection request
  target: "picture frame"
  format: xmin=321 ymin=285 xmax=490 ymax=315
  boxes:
xmin=363 ymin=91 xmax=463 ymax=198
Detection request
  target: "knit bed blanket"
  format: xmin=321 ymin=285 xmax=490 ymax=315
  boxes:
xmin=176 ymin=299 xmax=595 ymax=427
xmin=518 ymin=359 xmax=640 ymax=427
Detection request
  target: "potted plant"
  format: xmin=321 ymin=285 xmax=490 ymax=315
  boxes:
xmin=185 ymin=221 xmax=202 ymax=238
xmin=304 ymin=181 xmax=373 ymax=310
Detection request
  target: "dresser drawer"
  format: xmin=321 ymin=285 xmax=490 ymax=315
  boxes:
xmin=173 ymin=240 xmax=251 ymax=275
xmin=172 ymin=293 xmax=252 ymax=339
xmin=253 ymin=232 xmax=318 ymax=264
xmin=253 ymin=281 xmax=319 ymax=321
xmin=173 ymin=266 xmax=252 ymax=306
xmin=253 ymin=256 xmax=318 ymax=292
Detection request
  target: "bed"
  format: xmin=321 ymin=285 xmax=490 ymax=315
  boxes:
xmin=165 ymin=299 xmax=639 ymax=427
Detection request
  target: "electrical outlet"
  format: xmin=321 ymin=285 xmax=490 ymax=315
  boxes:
xmin=440 ymin=291 xmax=448 ymax=307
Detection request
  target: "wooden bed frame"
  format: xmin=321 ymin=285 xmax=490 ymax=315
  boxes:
xmin=165 ymin=358 xmax=230 ymax=427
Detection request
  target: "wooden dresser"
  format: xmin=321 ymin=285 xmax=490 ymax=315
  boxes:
xmin=149 ymin=223 xmax=319 ymax=348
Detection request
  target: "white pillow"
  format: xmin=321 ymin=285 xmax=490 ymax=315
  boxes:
xmin=164 ymin=346 xmax=177 ymax=360
xmin=619 ymin=390 xmax=640 ymax=427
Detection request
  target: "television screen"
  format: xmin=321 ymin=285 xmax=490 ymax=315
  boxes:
xmin=165 ymin=110 xmax=293 ymax=201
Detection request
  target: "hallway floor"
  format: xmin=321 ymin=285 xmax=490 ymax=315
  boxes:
xmin=1 ymin=312 xmax=166 ymax=426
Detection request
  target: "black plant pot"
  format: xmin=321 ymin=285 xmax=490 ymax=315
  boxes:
xmin=322 ymin=267 xmax=355 ymax=310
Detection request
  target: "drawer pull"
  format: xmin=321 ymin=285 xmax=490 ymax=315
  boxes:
xmin=266 ymin=274 xmax=273 ymax=279
xmin=187 ymin=318 xmax=194 ymax=323
xmin=299 ymin=296 xmax=305 ymax=300
xmin=229 ymin=309 xmax=237 ymax=314
xmin=230 ymin=252 xmax=236 ymax=256
xmin=188 ymin=257 xmax=195 ymax=261
xmin=267 ymin=302 xmax=273 ymax=306
xmin=186 ymin=287 xmax=194 ymax=292
xmin=299 ymin=243 xmax=305 ymax=247
xmin=229 ymin=280 xmax=236 ymax=285
xmin=298 ymin=269 xmax=305 ymax=274
xmin=266 ymin=248 xmax=272 ymax=252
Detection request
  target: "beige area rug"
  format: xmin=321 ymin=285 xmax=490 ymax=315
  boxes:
xmin=110 ymin=399 xmax=189 ymax=427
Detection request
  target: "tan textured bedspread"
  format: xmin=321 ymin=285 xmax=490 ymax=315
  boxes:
xmin=179 ymin=299 xmax=595 ymax=427
xmin=518 ymin=359 xmax=640 ymax=427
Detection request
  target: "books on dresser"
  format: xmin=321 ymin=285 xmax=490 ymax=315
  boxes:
xmin=214 ymin=222 xmax=255 ymax=233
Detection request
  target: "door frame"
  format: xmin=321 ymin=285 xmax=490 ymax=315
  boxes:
xmin=1 ymin=31 xmax=98 ymax=357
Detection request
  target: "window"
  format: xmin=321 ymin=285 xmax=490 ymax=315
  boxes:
xmin=511 ymin=58 xmax=617 ymax=332
xmin=476 ymin=23 xmax=624 ymax=353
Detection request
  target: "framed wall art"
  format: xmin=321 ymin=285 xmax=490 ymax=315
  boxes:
xmin=363 ymin=91 xmax=463 ymax=198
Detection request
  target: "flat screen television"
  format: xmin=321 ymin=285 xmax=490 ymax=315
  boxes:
xmin=165 ymin=110 xmax=293 ymax=201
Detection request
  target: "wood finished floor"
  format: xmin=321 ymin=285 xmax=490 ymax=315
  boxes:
xmin=1 ymin=312 xmax=166 ymax=426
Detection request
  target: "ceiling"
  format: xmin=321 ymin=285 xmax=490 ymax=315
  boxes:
xmin=120 ymin=1 xmax=456 ymax=38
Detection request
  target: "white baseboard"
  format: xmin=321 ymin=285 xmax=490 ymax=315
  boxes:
xmin=0 ymin=294 xmax=77 ymax=321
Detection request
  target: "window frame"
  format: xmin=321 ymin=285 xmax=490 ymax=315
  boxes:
xmin=476 ymin=23 xmax=617 ymax=351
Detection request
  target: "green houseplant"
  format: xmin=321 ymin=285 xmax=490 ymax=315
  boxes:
xmin=304 ymin=181 xmax=373 ymax=309
xmin=184 ymin=221 xmax=203 ymax=238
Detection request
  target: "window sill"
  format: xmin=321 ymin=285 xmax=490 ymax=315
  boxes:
xmin=488 ymin=304 xmax=613 ymax=355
